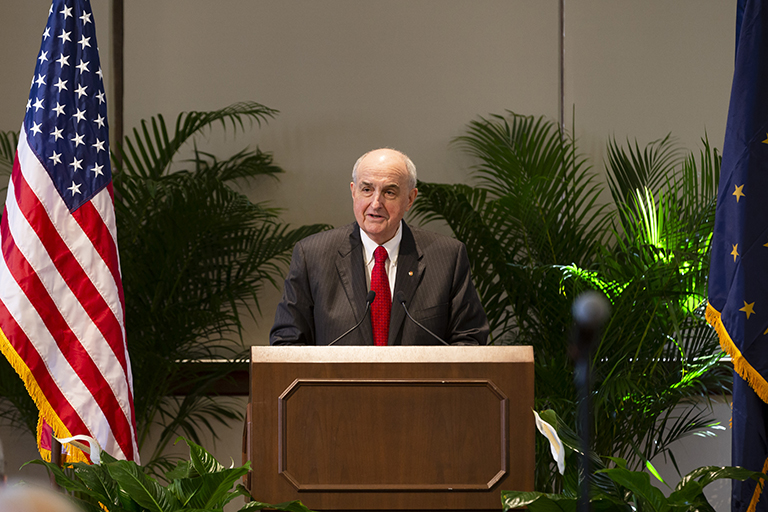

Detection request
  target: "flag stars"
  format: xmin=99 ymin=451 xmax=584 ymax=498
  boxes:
xmin=733 ymin=184 xmax=746 ymax=202
xmin=43 ymin=27 xmax=51 ymax=40
xmin=49 ymin=151 xmax=62 ymax=165
xmin=68 ymin=181 xmax=82 ymax=196
xmin=51 ymin=127 xmax=63 ymax=141
xmin=56 ymin=54 xmax=69 ymax=68
xmin=80 ymin=11 xmax=92 ymax=25
xmin=78 ymin=35 xmax=91 ymax=50
xmin=731 ymin=244 xmax=739 ymax=262
xmin=25 ymin=99 xmax=31 ymax=112
xmin=73 ymin=108 xmax=86 ymax=123
xmin=95 ymin=90 xmax=105 ymax=104
xmin=76 ymin=60 xmax=89 ymax=73
xmin=69 ymin=157 xmax=83 ymax=172
xmin=38 ymin=50 xmax=48 ymax=64
xmin=32 ymin=97 xmax=44 ymax=112
xmin=60 ymin=5 xmax=73 ymax=19
xmin=71 ymin=133 xmax=85 ymax=147
xmin=30 ymin=122 xmax=42 ymax=136
xmin=75 ymin=84 xmax=88 ymax=99
xmin=741 ymin=301 xmax=756 ymax=320
xmin=58 ymin=30 xmax=71 ymax=44
xmin=53 ymin=102 xmax=66 ymax=117
xmin=96 ymin=67 xmax=103 ymax=80
xmin=92 ymin=139 xmax=105 ymax=153
xmin=91 ymin=163 xmax=104 ymax=177
xmin=94 ymin=114 xmax=105 ymax=129
xmin=35 ymin=74 xmax=46 ymax=87
xmin=54 ymin=77 xmax=67 ymax=92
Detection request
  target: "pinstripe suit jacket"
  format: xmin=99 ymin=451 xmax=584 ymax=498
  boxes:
xmin=269 ymin=221 xmax=489 ymax=346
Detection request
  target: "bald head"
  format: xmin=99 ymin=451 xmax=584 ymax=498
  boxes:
xmin=0 ymin=484 xmax=83 ymax=512
xmin=352 ymin=148 xmax=417 ymax=191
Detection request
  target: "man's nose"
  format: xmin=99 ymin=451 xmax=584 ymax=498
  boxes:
xmin=370 ymin=192 xmax=383 ymax=208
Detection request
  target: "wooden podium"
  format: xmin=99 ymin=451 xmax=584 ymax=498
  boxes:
xmin=245 ymin=346 xmax=534 ymax=511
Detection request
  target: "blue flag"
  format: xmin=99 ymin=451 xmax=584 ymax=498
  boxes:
xmin=707 ymin=1 xmax=768 ymax=510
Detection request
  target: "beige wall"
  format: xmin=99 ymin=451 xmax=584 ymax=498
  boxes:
xmin=0 ymin=1 xmax=736 ymax=507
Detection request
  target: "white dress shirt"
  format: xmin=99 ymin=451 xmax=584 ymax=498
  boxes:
xmin=359 ymin=222 xmax=402 ymax=300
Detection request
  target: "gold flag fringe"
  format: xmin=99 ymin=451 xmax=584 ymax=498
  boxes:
xmin=0 ymin=327 xmax=89 ymax=464
xmin=706 ymin=302 xmax=768 ymax=511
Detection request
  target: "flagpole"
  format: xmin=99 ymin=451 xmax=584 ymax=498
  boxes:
xmin=49 ymin=432 xmax=61 ymax=490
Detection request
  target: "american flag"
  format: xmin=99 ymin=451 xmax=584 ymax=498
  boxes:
xmin=0 ymin=0 xmax=139 ymax=462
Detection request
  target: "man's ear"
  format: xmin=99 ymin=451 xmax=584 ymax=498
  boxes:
xmin=406 ymin=188 xmax=418 ymax=210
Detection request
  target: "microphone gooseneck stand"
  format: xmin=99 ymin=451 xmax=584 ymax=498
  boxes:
xmin=569 ymin=291 xmax=610 ymax=512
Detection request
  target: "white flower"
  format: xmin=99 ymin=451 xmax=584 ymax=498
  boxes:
xmin=55 ymin=434 xmax=103 ymax=464
xmin=534 ymin=411 xmax=565 ymax=475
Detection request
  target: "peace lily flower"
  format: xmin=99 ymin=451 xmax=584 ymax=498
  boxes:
xmin=533 ymin=410 xmax=565 ymax=475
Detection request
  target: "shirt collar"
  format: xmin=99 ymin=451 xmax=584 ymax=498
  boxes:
xmin=360 ymin=221 xmax=402 ymax=266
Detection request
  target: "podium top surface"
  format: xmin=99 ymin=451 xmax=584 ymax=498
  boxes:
xmin=251 ymin=345 xmax=533 ymax=363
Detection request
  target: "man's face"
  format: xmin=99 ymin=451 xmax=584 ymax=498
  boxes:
xmin=350 ymin=149 xmax=418 ymax=245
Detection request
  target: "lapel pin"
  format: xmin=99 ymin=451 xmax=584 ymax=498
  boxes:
xmin=409 ymin=271 xmax=413 ymax=276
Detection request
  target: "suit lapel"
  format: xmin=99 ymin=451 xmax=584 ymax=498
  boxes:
xmin=336 ymin=223 xmax=373 ymax=344
xmin=389 ymin=222 xmax=423 ymax=345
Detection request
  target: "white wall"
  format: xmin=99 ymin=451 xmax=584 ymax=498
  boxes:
xmin=0 ymin=0 xmax=737 ymax=508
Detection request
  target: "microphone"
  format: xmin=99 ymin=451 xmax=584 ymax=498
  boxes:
xmin=328 ymin=290 xmax=376 ymax=346
xmin=395 ymin=291 xmax=450 ymax=346
xmin=569 ymin=291 xmax=610 ymax=512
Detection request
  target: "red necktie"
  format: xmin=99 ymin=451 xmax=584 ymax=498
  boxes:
xmin=371 ymin=246 xmax=391 ymax=346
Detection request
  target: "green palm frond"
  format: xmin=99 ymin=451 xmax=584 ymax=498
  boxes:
xmin=0 ymin=130 xmax=17 ymax=194
xmin=606 ymin=133 xmax=685 ymax=208
xmin=113 ymin=101 xmax=278 ymax=180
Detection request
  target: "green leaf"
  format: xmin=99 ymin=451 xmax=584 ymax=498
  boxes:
xmin=184 ymin=437 xmax=226 ymax=476
xmin=646 ymin=459 xmax=665 ymax=484
xmin=106 ymin=460 xmax=181 ymax=512
xmin=597 ymin=467 xmax=669 ymax=512
xmin=171 ymin=468 xmax=249 ymax=509
xmin=675 ymin=465 xmax=766 ymax=491
xmin=24 ymin=460 xmax=94 ymax=495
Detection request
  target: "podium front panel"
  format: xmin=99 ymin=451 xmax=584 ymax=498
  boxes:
xmin=248 ymin=346 xmax=534 ymax=511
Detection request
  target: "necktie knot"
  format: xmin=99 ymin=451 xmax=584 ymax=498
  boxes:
xmin=374 ymin=246 xmax=388 ymax=265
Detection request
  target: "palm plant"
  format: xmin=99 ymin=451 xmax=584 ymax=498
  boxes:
xmin=410 ymin=112 xmax=730 ymax=491
xmin=0 ymin=103 xmax=328 ymax=469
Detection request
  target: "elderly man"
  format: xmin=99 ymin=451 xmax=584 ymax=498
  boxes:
xmin=269 ymin=148 xmax=489 ymax=346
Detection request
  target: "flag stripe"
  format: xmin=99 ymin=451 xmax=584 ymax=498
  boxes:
xmin=15 ymin=134 xmax=126 ymax=351
xmin=0 ymin=208 xmax=134 ymax=460
xmin=11 ymin=147 xmax=129 ymax=378
xmin=73 ymin=188 xmax=126 ymax=313
xmin=4 ymin=170 xmax=134 ymax=420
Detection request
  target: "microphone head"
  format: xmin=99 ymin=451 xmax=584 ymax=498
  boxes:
xmin=366 ymin=289 xmax=376 ymax=304
xmin=395 ymin=291 xmax=406 ymax=305
xmin=572 ymin=291 xmax=611 ymax=331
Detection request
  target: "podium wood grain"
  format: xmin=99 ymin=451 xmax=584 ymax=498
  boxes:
xmin=248 ymin=346 xmax=534 ymax=511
